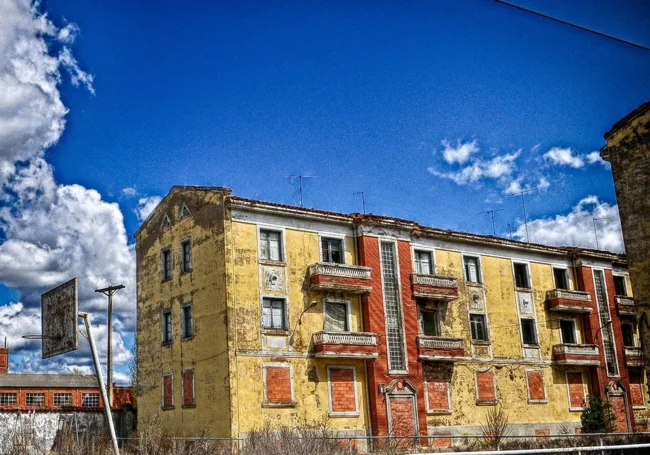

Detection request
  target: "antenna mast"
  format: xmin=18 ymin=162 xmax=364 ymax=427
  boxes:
xmin=479 ymin=209 xmax=504 ymax=236
xmin=510 ymin=189 xmax=535 ymax=242
xmin=286 ymin=174 xmax=316 ymax=207
xmin=354 ymin=191 xmax=366 ymax=214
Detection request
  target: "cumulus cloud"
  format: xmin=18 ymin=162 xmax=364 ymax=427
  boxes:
xmin=121 ymin=186 xmax=138 ymax=197
xmin=512 ymin=195 xmax=624 ymax=252
xmin=585 ymin=151 xmax=609 ymax=167
xmin=543 ymin=147 xmax=584 ymax=168
xmin=135 ymin=195 xmax=162 ymax=221
xmin=440 ymin=139 xmax=479 ymax=164
xmin=429 ymin=145 xmax=520 ymax=186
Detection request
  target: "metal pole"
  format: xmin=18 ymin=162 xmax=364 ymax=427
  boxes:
xmin=521 ymin=193 xmax=529 ymax=242
xmin=593 ymin=218 xmax=600 ymax=250
xmin=107 ymin=292 xmax=113 ymax=407
xmin=80 ymin=312 xmax=120 ymax=455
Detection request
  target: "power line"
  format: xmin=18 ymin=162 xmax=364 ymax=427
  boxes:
xmin=493 ymin=0 xmax=650 ymax=52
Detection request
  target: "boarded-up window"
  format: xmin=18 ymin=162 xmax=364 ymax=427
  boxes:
xmin=629 ymin=370 xmax=645 ymax=408
xmin=426 ymin=377 xmax=450 ymax=412
xmin=475 ymin=370 xmax=496 ymax=404
xmin=264 ymin=365 xmax=292 ymax=404
xmin=162 ymin=374 xmax=174 ymax=408
xmin=328 ymin=367 xmax=357 ymax=415
xmin=182 ymin=370 xmax=195 ymax=407
xmin=526 ymin=370 xmax=546 ymax=402
xmin=567 ymin=372 xmax=585 ymax=410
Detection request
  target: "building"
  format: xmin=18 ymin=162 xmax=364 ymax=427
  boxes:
xmin=601 ymin=101 xmax=650 ymax=379
xmin=0 ymin=345 xmax=136 ymax=447
xmin=135 ymin=186 xmax=648 ymax=445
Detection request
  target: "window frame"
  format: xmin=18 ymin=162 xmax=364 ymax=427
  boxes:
xmin=262 ymin=363 xmax=295 ymax=407
xmin=81 ymin=392 xmax=100 ymax=408
xmin=419 ymin=307 xmax=441 ymax=337
xmin=0 ymin=393 xmax=16 ymax=407
xmin=181 ymin=303 xmax=194 ymax=339
xmin=261 ymin=297 xmax=288 ymax=332
xmin=525 ymin=369 xmax=548 ymax=404
xmin=565 ymin=370 xmax=587 ymax=412
xmin=161 ymin=373 xmax=174 ymax=409
xmin=553 ymin=267 xmax=570 ymax=290
xmin=474 ymin=369 xmax=497 ymax=405
xmin=424 ymin=375 xmax=452 ymax=415
xmin=258 ymin=228 xmax=284 ymax=263
xmin=161 ymin=309 xmax=173 ymax=344
xmin=469 ymin=313 xmax=489 ymax=342
xmin=180 ymin=238 xmax=192 ymax=273
xmin=161 ymin=247 xmax=172 ymax=281
xmin=613 ymin=275 xmax=628 ymax=297
xmin=413 ymin=249 xmax=434 ymax=275
xmin=53 ymin=392 xmax=73 ymax=407
xmin=513 ymin=262 xmax=532 ymax=290
xmin=26 ymin=392 xmax=45 ymax=408
xmin=520 ymin=317 xmax=538 ymax=346
xmin=463 ymin=255 xmax=483 ymax=284
xmin=181 ymin=369 xmax=196 ymax=408
xmin=327 ymin=365 xmax=359 ymax=417
xmin=622 ymin=322 xmax=636 ymax=347
xmin=320 ymin=236 xmax=345 ymax=264
xmin=559 ymin=318 xmax=578 ymax=345
xmin=323 ymin=298 xmax=351 ymax=332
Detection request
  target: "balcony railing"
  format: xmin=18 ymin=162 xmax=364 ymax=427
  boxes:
xmin=546 ymin=289 xmax=593 ymax=313
xmin=616 ymin=296 xmax=636 ymax=317
xmin=624 ymin=347 xmax=644 ymax=367
xmin=417 ymin=336 xmax=466 ymax=361
xmin=552 ymin=344 xmax=600 ymax=366
xmin=312 ymin=331 xmax=378 ymax=359
xmin=411 ymin=274 xmax=459 ymax=301
xmin=307 ymin=263 xmax=372 ymax=294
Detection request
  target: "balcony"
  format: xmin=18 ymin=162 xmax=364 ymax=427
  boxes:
xmin=417 ymin=336 xmax=467 ymax=362
xmin=553 ymin=344 xmax=600 ymax=366
xmin=411 ymin=274 xmax=459 ymax=301
xmin=624 ymin=347 xmax=644 ymax=367
xmin=307 ymin=263 xmax=372 ymax=294
xmin=312 ymin=331 xmax=378 ymax=359
xmin=616 ymin=296 xmax=636 ymax=317
xmin=546 ymin=289 xmax=593 ymax=314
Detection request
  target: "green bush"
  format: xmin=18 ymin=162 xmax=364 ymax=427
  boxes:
xmin=580 ymin=395 xmax=615 ymax=433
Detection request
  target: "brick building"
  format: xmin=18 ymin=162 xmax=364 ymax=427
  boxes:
xmin=601 ymin=101 xmax=650 ymax=378
xmin=136 ymin=186 xmax=648 ymax=445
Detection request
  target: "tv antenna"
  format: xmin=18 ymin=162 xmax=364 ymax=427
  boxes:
xmin=286 ymin=174 xmax=316 ymax=207
xmin=509 ymin=189 xmax=535 ymax=242
xmin=592 ymin=217 xmax=612 ymax=250
xmin=507 ymin=222 xmax=513 ymax=240
xmin=479 ymin=209 xmax=504 ymax=236
xmin=354 ymin=191 xmax=367 ymax=214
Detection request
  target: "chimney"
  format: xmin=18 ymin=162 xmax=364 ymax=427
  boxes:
xmin=0 ymin=338 xmax=8 ymax=375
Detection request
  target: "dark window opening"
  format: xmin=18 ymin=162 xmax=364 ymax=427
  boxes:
xmin=180 ymin=240 xmax=192 ymax=272
xmin=514 ymin=263 xmax=531 ymax=289
xmin=470 ymin=314 xmax=488 ymax=341
xmin=613 ymin=276 xmax=627 ymax=296
xmin=321 ymin=238 xmax=343 ymax=264
xmin=553 ymin=268 xmax=570 ymax=290
xmin=622 ymin=323 xmax=635 ymax=347
xmin=521 ymin=318 xmax=538 ymax=345
xmin=420 ymin=309 xmax=440 ymax=336
xmin=182 ymin=304 xmax=193 ymax=338
xmin=162 ymin=310 xmax=172 ymax=343
xmin=560 ymin=319 xmax=576 ymax=344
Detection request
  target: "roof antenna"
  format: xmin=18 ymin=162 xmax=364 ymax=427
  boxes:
xmin=592 ymin=217 xmax=612 ymax=250
xmin=509 ymin=189 xmax=535 ymax=242
xmin=286 ymin=174 xmax=316 ymax=207
xmin=507 ymin=223 xmax=513 ymax=240
xmin=479 ymin=209 xmax=504 ymax=236
xmin=354 ymin=191 xmax=366 ymax=214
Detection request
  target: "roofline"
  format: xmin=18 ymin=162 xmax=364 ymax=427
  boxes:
xmin=603 ymin=101 xmax=650 ymax=142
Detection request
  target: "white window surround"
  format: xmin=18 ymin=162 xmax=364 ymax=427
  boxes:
xmin=161 ymin=309 xmax=173 ymax=344
xmin=412 ymin=248 xmax=435 ymax=275
xmin=179 ymin=237 xmax=192 ymax=273
xmin=318 ymin=234 xmax=347 ymax=264
xmin=552 ymin=267 xmax=571 ymax=290
xmin=469 ymin=312 xmax=490 ymax=343
xmin=565 ymin=370 xmax=587 ymax=412
xmin=161 ymin=372 xmax=174 ymax=408
xmin=262 ymin=363 xmax=295 ymax=406
xmin=327 ymin=366 xmax=360 ymax=417
xmin=322 ymin=298 xmax=352 ymax=332
xmin=559 ymin=317 xmax=579 ymax=344
xmin=512 ymin=261 xmax=533 ymax=290
xmin=181 ymin=303 xmax=194 ymax=339
xmin=612 ymin=274 xmax=628 ymax=296
xmin=424 ymin=377 xmax=452 ymax=415
xmin=462 ymin=254 xmax=484 ymax=284
xmin=181 ymin=369 xmax=196 ymax=407
xmin=474 ymin=369 xmax=497 ymax=404
xmin=524 ymin=369 xmax=548 ymax=404
xmin=257 ymin=225 xmax=286 ymax=263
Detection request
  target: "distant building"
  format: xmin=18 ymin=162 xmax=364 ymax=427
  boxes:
xmin=136 ymin=186 xmax=647 ymax=447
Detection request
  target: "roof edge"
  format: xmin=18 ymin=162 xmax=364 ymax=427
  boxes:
xmin=604 ymin=101 xmax=650 ymax=141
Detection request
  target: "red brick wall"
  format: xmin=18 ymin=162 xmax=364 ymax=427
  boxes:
xmin=426 ymin=379 xmax=449 ymax=411
xmin=609 ymin=395 xmax=629 ymax=432
xmin=526 ymin=370 xmax=546 ymax=402
xmin=265 ymin=366 xmax=292 ymax=404
xmin=567 ymin=372 xmax=585 ymax=409
xmin=389 ymin=397 xmax=415 ymax=436
xmin=182 ymin=370 xmax=195 ymax=407
xmin=476 ymin=370 xmax=496 ymax=403
xmin=629 ymin=370 xmax=644 ymax=407
xmin=0 ymin=348 xmax=8 ymax=375
xmin=163 ymin=374 xmax=173 ymax=408
xmin=0 ymin=387 xmax=106 ymax=411
xmin=329 ymin=368 xmax=356 ymax=413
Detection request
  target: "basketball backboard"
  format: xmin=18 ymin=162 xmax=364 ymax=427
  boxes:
xmin=41 ymin=278 xmax=79 ymax=359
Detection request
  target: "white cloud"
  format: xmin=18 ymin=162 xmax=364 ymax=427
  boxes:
xmin=512 ymin=195 xmax=623 ymax=252
xmin=429 ymin=150 xmax=520 ymax=186
xmin=135 ymin=195 xmax=162 ymax=221
xmin=585 ymin=151 xmax=609 ymax=167
xmin=121 ymin=186 xmax=138 ymax=197
xmin=440 ymin=139 xmax=479 ymax=164
xmin=537 ymin=177 xmax=550 ymax=192
xmin=543 ymin=147 xmax=585 ymax=169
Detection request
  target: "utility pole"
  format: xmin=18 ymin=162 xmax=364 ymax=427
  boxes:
xmin=95 ymin=284 xmax=125 ymax=408
xmin=510 ymin=189 xmax=534 ymax=242
xmin=354 ymin=191 xmax=366 ymax=214
xmin=479 ymin=209 xmax=504 ymax=236
xmin=286 ymin=175 xmax=316 ymax=207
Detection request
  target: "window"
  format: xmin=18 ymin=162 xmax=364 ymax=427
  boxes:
xmin=161 ymin=248 xmax=172 ymax=281
xmin=426 ymin=375 xmax=451 ymax=413
xmin=629 ymin=370 xmax=645 ymax=408
xmin=82 ymin=393 xmax=100 ymax=407
xmin=613 ymin=276 xmax=627 ymax=296
xmin=526 ymin=370 xmax=547 ymax=403
xmin=182 ymin=304 xmax=194 ymax=339
xmin=180 ymin=239 xmax=192 ymax=272
xmin=475 ymin=370 xmax=497 ymax=404
xmin=162 ymin=310 xmax=173 ymax=344
xmin=321 ymin=238 xmax=343 ymax=264
xmin=514 ymin=263 xmax=531 ymax=289
xmin=520 ymin=318 xmax=538 ymax=345
xmin=566 ymin=372 xmax=586 ymax=410
xmin=328 ymin=367 xmax=358 ymax=416
xmin=622 ymin=323 xmax=636 ymax=347
xmin=593 ymin=270 xmax=618 ymax=376
xmin=259 ymin=229 xmax=282 ymax=262
xmin=54 ymin=393 xmax=72 ymax=407
xmin=464 ymin=256 xmax=481 ymax=284
xmin=26 ymin=393 xmax=45 ymax=407
xmin=553 ymin=268 xmax=570 ymax=290
xmin=263 ymin=365 xmax=293 ymax=406
xmin=180 ymin=203 xmax=191 ymax=219
xmin=381 ymin=242 xmax=406 ymax=372
xmin=324 ymin=300 xmax=349 ymax=332
xmin=262 ymin=298 xmax=287 ymax=331
xmin=182 ymin=370 xmax=195 ymax=407
xmin=420 ymin=308 xmax=441 ymax=337
xmin=160 ymin=213 xmax=171 ymax=229
xmin=414 ymin=251 xmax=433 ymax=275
xmin=470 ymin=314 xmax=488 ymax=342
xmin=0 ymin=393 xmax=16 ymax=406
xmin=162 ymin=374 xmax=174 ymax=409
xmin=560 ymin=319 xmax=577 ymax=344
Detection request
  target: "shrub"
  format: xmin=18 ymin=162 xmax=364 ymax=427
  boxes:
xmin=581 ymin=395 xmax=615 ymax=433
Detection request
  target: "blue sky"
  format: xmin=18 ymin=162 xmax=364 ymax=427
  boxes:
xmin=0 ymin=0 xmax=648 ymax=381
